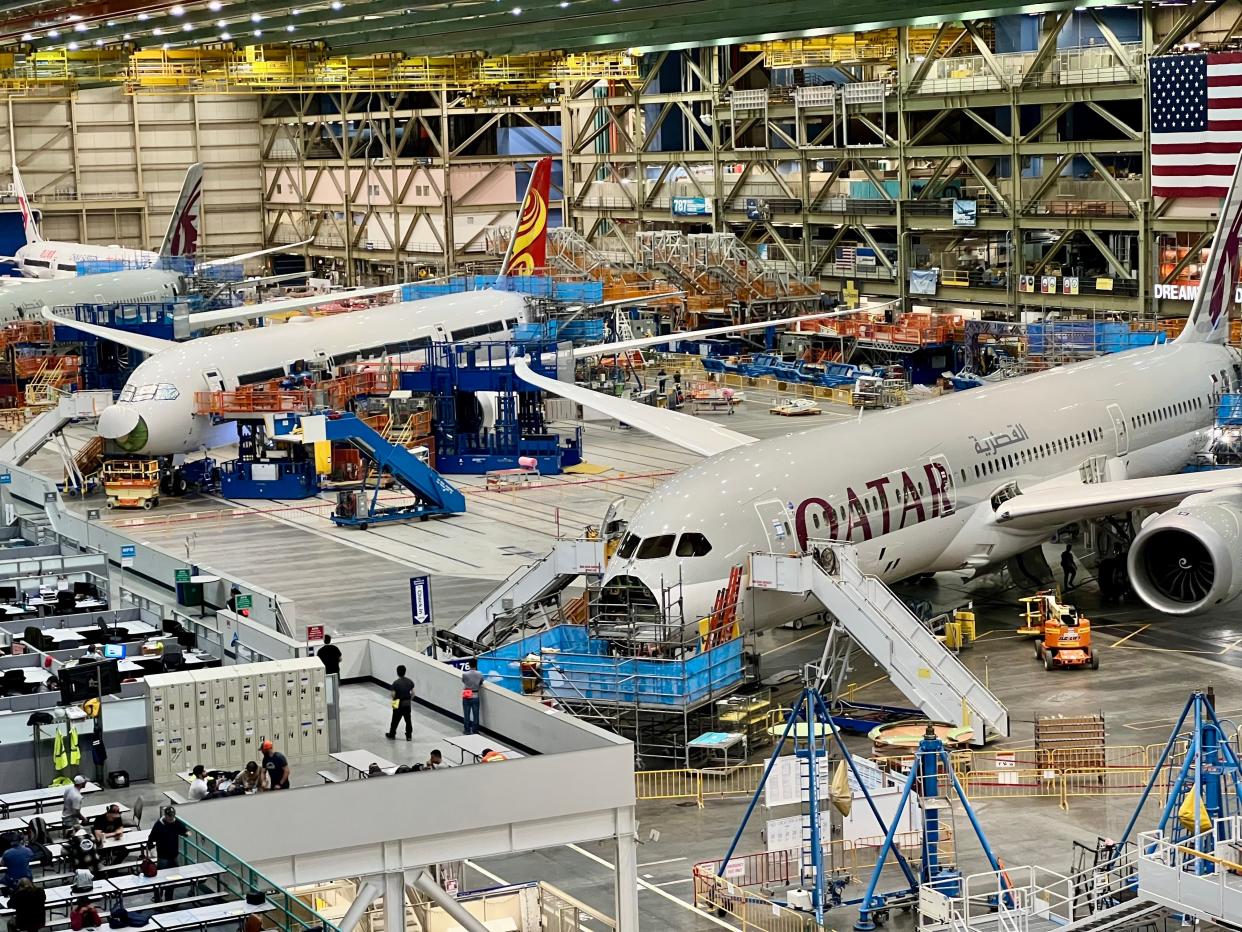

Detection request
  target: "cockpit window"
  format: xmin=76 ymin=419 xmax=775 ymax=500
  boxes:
xmin=676 ymin=533 xmax=713 ymax=557
xmin=616 ymin=533 xmax=639 ymax=559
xmin=636 ymin=535 xmax=675 ymax=559
xmin=123 ymin=383 xmax=179 ymax=402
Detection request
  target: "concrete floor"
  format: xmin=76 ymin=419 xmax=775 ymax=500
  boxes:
xmin=13 ymin=394 xmax=1241 ymax=930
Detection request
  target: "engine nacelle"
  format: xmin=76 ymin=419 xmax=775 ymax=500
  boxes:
xmin=1128 ymin=496 xmax=1242 ymax=615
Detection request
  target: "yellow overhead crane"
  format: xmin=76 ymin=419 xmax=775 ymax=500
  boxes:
xmin=741 ymin=24 xmax=992 ymax=68
xmin=0 ymin=41 xmax=639 ymax=100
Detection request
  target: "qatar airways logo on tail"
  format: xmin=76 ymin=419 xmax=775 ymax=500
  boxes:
xmin=794 ymin=458 xmax=956 ymax=547
xmin=169 ymin=180 xmax=202 ymax=258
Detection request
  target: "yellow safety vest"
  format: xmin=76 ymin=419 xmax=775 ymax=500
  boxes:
xmin=67 ymin=728 xmax=80 ymax=766
xmin=52 ymin=729 xmax=68 ymax=771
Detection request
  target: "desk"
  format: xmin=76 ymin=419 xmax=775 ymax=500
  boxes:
xmin=688 ymin=731 xmax=746 ymax=772
xmin=20 ymin=667 xmax=52 ymax=685
xmin=0 ymin=604 xmax=35 ymax=617
xmin=108 ymin=862 xmax=226 ymax=898
xmin=0 ymin=782 xmax=100 ymax=814
xmin=154 ymin=900 xmax=273 ymax=930
xmin=443 ymin=735 xmax=524 ymax=764
xmin=27 ymin=630 xmax=86 ymax=647
xmin=329 ymin=750 xmax=398 ymax=778
xmin=25 ymin=597 xmax=109 ymax=614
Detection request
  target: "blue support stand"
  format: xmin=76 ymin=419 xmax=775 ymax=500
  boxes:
xmin=1115 ymin=688 xmax=1242 ymax=866
xmin=854 ymin=725 xmax=1009 ymax=931
xmin=715 ymin=687 xmax=918 ymax=927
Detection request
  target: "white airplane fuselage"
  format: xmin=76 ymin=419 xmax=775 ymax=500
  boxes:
xmin=604 ymin=341 xmax=1242 ymax=625
xmin=14 ymin=241 xmax=159 ymax=279
xmin=99 ymin=289 xmax=529 ymax=456
xmin=0 ymin=269 xmax=183 ymax=321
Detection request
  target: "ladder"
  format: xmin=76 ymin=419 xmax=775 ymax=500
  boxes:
xmin=613 ymin=314 xmax=646 ymax=368
xmin=703 ymin=565 xmax=742 ymax=649
xmin=751 ymin=543 xmax=1010 ymax=743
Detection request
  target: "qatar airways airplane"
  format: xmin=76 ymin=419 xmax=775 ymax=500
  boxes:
xmin=4 ymin=163 xmax=305 ymax=279
xmin=516 ymin=159 xmax=1242 ymax=624
xmin=44 ymin=157 xmax=833 ymax=459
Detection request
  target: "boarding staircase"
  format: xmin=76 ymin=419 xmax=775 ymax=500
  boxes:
xmin=0 ymin=391 xmax=114 ymax=468
xmin=443 ymin=538 xmax=607 ymax=653
xmin=278 ymin=413 xmax=464 ymax=526
xmin=751 ymin=541 xmax=1009 ymax=744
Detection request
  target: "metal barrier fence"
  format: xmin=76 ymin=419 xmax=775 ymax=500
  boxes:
xmin=637 ymin=740 xmax=1204 ymax=810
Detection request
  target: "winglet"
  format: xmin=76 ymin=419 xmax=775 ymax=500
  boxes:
xmin=159 ymin=162 xmax=204 ymax=260
xmin=11 ymin=166 xmax=41 ymax=246
xmin=498 ymin=157 xmax=552 ymax=278
xmin=1178 ymin=155 xmax=1242 ymax=344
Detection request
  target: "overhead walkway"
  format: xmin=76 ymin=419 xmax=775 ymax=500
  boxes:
xmin=285 ymin=413 xmax=465 ymax=526
xmin=750 ymin=542 xmax=1009 ymax=744
xmin=444 ymin=538 xmax=606 ymax=653
xmin=0 ymin=390 xmax=114 ymax=467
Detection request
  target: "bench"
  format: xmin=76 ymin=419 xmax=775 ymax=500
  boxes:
xmin=316 ymin=770 xmax=344 ymax=784
xmin=162 ymin=791 xmax=189 ymax=806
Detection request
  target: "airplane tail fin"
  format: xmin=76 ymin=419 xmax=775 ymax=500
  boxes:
xmin=158 ymin=162 xmax=204 ymax=260
xmin=11 ymin=166 xmax=41 ymax=246
xmin=498 ymin=156 xmax=552 ymax=277
xmin=1177 ymin=155 xmax=1242 ymax=344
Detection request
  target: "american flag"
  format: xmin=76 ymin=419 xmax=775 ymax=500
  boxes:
xmin=1151 ymin=52 xmax=1242 ymax=198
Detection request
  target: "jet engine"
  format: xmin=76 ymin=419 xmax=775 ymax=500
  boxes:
xmin=1128 ymin=494 xmax=1242 ymax=615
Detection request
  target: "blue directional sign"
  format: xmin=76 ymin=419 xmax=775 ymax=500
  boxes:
xmin=0 ymin=474 xmax=11 ymax=485
xmin=120 ymin=545 xmax=136 ymax=568
xmin=410 ymin=575 xmax=433 ymax=626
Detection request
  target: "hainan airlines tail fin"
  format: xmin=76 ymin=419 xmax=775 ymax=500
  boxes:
xmin=10 ymin=166 xmax=41 ymax=246
xmin=1177 ymin=155 xmax=1242 ymax=344
xmin=158 ymin=162 xmax=204 ymax=259
xmin=498 ymin=157 xmax=552 ymax=278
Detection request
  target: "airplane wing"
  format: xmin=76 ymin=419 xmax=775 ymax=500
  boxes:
xmin=993 ymin=469 xmax=1242 ymax=530
xmin=198 ymin=239 xmax=314 ymax=269
xmin=180 ymin=281 xmax=404 ymax=328
xmin=513 ymin=358 xmax=755 ymax=457
xmin=570 ymin=305 xmax=895 ymax=359
xmin=41 ymin=308 xmax=175 ymax=356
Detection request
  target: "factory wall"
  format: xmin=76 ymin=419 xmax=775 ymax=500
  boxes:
xmin=0 ymin=86 xmax=264 ymax=256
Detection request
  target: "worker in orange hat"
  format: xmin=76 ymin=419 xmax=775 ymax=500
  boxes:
xmin=260 ymin=740 xmax=289 ymax=790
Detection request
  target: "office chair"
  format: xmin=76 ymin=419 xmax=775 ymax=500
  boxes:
xmin=161 ymin=641 xmax=185 ymax=672
xmin=55 ymin=591 xmax=75 ymax=614
xmin=22 ymin=626 xmax=44 ymax=651
xmin=0 ymin=669 xmax=26 ymax=696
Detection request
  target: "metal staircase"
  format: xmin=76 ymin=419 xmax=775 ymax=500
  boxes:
xmin=442 ymin=538 xmax=606 ymax=653
xmin=0 ymin=390 xmax=114 ymax=468
xmin=751 ymin=541 xmax=1009 ymax=743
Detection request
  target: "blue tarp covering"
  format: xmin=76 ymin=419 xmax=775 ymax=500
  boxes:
xmin=1217 ymin=394 xmax=1242 ymax=426
xmin=512 ymin=319 xmax=606 ymax=343
xmin=477 ymin=625 xmax=744 ymax=708
xmin=1026 ymin=322 xmax=1166 ymax=355
xmin=400 ymin=275 xmax=603 ymax=304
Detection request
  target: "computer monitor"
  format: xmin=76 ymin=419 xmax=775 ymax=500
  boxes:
xmin=59 ymin=659 xmax=121 ymax=703
xmin=102 ymin=643 xmax=126 ymax=660
xmin=73 ymin=582 xmax=93 ymax=597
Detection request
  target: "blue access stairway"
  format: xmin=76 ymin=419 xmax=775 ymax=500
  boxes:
xmin=276 ymin=413 xmax=465 ymax=528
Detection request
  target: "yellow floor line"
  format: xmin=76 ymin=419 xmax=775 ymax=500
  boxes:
xmin=1109 ymin=624 xmax=1150 ymax=648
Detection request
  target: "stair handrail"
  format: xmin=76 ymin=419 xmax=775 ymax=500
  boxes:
xmin=805 ymin=539 xmax=1008 ymax=727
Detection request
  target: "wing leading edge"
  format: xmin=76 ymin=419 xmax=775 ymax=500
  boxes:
xmin=994 ymin=469 xmax=1242 ymax=530
xmin=513 ymin=358 xmax=755 ymax=457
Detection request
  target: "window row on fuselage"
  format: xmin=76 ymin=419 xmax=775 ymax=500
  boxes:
xmin=970 ymin=426 xmax=1104 ymax=481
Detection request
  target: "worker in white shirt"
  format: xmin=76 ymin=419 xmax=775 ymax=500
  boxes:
xmin=187 ymin=764 xmax=209 ymax=802
xmin=61 ymin=775 xmax=87 ymax=826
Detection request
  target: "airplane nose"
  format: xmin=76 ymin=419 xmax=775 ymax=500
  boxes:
xmin=97 ymin=405 xmax=139 ymax=440
xmin=97 ymin=406 xmax=149 ymax=453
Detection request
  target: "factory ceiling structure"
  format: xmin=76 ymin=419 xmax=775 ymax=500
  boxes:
xmin=4 ymin=0 xmax=1135 ymax=57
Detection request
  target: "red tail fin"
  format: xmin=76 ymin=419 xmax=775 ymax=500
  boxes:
xmin=499 ymin=157 xmax=552 ymax=276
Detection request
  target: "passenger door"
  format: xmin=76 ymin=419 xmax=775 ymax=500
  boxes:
xmin=202 ymin=369 xmax=225 ymax=393
xmin=1106 ymin=403 xmax=1129 ymax=455
xmin=755 ymin=498 xmax=796 ymax=554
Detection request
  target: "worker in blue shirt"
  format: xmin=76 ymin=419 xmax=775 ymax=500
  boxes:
xmin=1 ymin=840 xmax=35 ymax=891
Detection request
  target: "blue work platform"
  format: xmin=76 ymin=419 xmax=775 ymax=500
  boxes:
xmin=477 ymin=625 xmax=744 ymax=708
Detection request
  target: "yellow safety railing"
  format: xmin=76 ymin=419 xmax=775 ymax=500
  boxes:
xmin=637 ymin=739 xmax=1221 ymax=810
